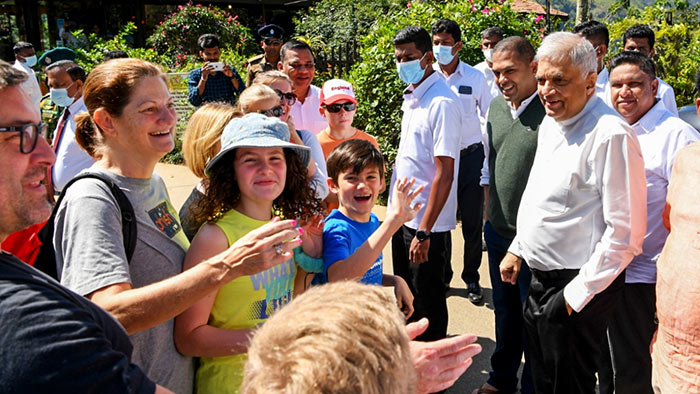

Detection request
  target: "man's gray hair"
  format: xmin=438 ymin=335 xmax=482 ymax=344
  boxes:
xmin=535 ymin=32 xmax=597 ymax=78
xmin=0 ymin=60 xmax=28 ymax=89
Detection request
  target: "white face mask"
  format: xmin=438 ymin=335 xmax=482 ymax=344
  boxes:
xmin=24 ymin=55 xmax=37 ymax=67
xmin=50 ymin=81 xmax=76 ymax=107
xmin=432 ymin=44 xmax=456 ymax=65
xmin=483 ymin=49 xmax=494 ymax=63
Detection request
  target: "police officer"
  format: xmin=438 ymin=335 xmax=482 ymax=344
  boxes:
xmin=38 ymin=47 xmax=76 ymax=141
xmin=246 ymin=24 xmax=285 ymax=86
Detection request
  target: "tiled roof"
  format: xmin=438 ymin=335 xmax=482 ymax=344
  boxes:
xmin=510 ymin=0 xmax=568 ymax=16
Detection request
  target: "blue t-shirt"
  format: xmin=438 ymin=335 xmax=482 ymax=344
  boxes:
xmin=322 ymin=210 xmax=383 ymax=285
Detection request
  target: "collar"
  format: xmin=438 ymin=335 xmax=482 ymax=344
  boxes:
xmin=67 ymin=96 xmax=85 ymax=113
xmin=509 ymin=91 xmax=539 ymax=114
xmin=631 ymin=99 xmax=666 ymax=134
xmin=559 ymin=94 xmax=599 ymax=129
xmin=597 ymin=67 xmax=609 ymax=85
xmin=432 ymin=60 xmax=465 ymax=78
xmin=403 ymin=70 xmax=440 ymax=100
xmin=13 ymin=59 xmax=30 ymax=72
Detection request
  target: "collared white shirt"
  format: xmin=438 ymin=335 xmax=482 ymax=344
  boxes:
xmin=474 ymin=61 xmax=502 ymax=99
xmin=289 ymin=85 xmax=328 ymax=135
xmin=480 ymin=91 xmax=539 ymax=185
xmin=509 ymin=96 xmax=647 ymax=312
xmin=52 ymin=96 xmax=95 ymax=192
xmin=388 ymin=71 xmax=462 ymax=232
xmin=595 ymin=67 xmax=609 ymax=102
xmin=433 ymin=61 xmax=493 ymax=149
xmin=12 ymin=59 xmax=41 ymax=110
xmin=603 ymin=75 xmax=678 ymax=115
xmin=625 ymin=100 xmax=699 ymax=284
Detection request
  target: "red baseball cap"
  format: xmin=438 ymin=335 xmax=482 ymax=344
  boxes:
xmin=320 ymin=79 xmax=357 ymax=106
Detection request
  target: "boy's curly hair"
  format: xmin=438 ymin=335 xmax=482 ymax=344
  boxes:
xmin=192 ymin=148 xmax=323 ymax=225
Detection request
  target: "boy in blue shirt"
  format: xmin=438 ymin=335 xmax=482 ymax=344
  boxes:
xmin=323 ymin=139 xmax=423 ymax=317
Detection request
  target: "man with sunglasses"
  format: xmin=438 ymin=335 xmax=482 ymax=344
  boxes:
xmin=246 ymin=24 xmax=285 ymax=86
xmin=0 ymin=59 xmax=165 ymax=393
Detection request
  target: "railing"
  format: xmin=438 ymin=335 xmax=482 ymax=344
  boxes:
xmin=315 ymin=40 xmax=360 ymax=79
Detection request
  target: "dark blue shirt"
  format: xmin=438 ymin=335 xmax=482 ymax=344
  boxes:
xmin=187 ymin=66 xmax=245 ymax=107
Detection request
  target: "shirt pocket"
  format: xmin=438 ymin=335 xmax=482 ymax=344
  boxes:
xmin=458 ymin=93 xmax=476 ymax=116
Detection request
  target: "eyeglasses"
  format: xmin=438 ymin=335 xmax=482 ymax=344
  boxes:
xmin=323 ymin=102 xmax=357 ymax=113
xmin=274 ymin=89 xmax=297 ymax=105
xmin=259 ymin=105 xmax=285 ymax=118
xmin=264 ymin=39 xmax=282 ymax=46
xmin=0 ymin=122 xmax=48 ymax=154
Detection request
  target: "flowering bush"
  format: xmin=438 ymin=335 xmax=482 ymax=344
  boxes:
xmin=147 ymin=2 xmax=256 ymax=69
xmin=348 ymin=0 xmax=546 ymax=173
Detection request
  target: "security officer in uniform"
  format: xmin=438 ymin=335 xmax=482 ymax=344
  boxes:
xmin=38 ymin=47 xmax=76 ymax=141
xmin=246 ymin=24 xmax=285 ymax=86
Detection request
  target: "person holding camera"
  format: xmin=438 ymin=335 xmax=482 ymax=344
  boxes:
xmin=188 ymin=34 xmax=245 ymax=107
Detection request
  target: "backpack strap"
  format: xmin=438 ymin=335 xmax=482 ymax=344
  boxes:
xmin=34 ymin=173 xmax=137 ymax=280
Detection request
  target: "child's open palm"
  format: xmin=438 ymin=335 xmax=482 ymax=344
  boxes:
xmin=390 ymin=177 xmax=424 ymax=223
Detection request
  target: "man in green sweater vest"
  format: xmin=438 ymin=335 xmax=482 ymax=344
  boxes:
xmin=473 ymin=37 xmax=544 ymax=394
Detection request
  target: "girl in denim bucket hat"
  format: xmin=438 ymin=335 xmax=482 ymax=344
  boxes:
xmin=174 ymin=112 xmax=323 ymax=394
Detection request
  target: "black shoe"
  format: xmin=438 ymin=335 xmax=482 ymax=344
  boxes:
xmin=467 ymin=282 xmax=483 ymax=304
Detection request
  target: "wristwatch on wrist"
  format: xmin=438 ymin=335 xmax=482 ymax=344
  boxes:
xmin=416 ymin=230 xmax=431 ymax=242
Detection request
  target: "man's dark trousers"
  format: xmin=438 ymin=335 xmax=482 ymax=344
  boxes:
xmin=599 ymin=283 xmax=656 ymax=394
xmin=445 ymin=144 xmax=484 ymax=287
xmin=525 ymin=268 xmax=624 ymax=394
xmin=392 ymin=225 xmax=451 ymax=341
xmin=484 ymin=221 xmax=534 ymax=394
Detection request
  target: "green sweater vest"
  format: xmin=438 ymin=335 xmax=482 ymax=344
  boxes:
xmin=486 ymin=94 xmax=545 ymax=239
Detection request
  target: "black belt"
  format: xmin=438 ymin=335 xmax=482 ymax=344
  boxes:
xmin=531 ymin=268 xmax=579 ymax=281
xmin=461 ymin=142 xmax=482 ymax=155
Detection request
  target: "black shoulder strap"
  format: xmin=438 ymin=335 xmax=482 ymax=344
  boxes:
xmin=34 ymin=173 xmax=137 ymax=280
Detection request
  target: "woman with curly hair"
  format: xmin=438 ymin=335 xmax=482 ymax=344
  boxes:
xmin=174 ymin=113 xmax=322 ymax=394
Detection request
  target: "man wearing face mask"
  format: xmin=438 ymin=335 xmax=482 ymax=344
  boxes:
xmin=431 ymin=19 xmax=493 ymax=304
xmin=573 ymin=21 xmax=610 ymax=103
xmin=46 ymin=60 xmax=93 ymax=194
xmin=12 ymin=41 xmax=42 ymax=110
xmin=474 ymin=28 xmax=504 ymax=99
xmin=391 ymin=26 xmax=461 ymax=341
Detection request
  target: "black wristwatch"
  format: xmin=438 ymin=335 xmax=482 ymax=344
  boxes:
xmin=416 ymin=230 xmax=431 ymax=242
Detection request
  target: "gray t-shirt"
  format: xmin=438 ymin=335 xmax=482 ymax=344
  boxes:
xmin=53 ymin=167 xmax=194 ymax=394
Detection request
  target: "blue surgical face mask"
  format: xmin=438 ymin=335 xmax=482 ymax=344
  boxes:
xmin=396 ymin=53 xmax=427 ymax=85
xmin=50 ymin=81 xmax=76 ymax=107
xmin=433 ymin=44 xmax=456 ymax=65
xmin=24 ymin=55 xmax=37 ymax=68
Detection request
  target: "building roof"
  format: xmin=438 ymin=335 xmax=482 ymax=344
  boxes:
xmin=510 ymin=0 xmax=568 ymax=17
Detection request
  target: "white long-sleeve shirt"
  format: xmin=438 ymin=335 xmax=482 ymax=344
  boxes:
xmin=509 ymin=96 xmax=647 ymax=312
xmin=12 ymin=59 xmax=41 ymax=110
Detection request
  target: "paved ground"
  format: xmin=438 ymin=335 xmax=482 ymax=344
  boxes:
xmin=157 ymin=162 xmax=517 ymax=394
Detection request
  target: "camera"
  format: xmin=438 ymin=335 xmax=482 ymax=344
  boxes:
xmin=209 ymin=62 xmax=225 ymax=72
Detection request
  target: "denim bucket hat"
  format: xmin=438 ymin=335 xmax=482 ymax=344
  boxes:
xmin=205 ymin=113 xmax=311 ymax=176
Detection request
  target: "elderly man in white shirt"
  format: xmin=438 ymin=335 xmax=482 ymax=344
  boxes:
xmin=45 ymin=61 xmax=94 ymax=193
xmin=279 ymin=40 xmax=328 ymax=135
xmin=390 ymin=26 xmax=461 ymax=342
xmin=597 ymin=51 xmax=699 ymax=394
xmin=12 ymin=41 xmax=42 ymax=110
xmin=430 ymin=19 xmax=493 ymax=303
xmin=499 ymin=32 xmax=647 ymax=394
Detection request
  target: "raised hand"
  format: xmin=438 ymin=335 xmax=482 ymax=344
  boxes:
xmin=388 ymin=177 xmax=424 ymax=223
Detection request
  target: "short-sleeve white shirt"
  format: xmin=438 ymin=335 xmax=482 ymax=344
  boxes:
xmin=388 ymin=71 xmax=462 ymax=232
xmin=52 ymin=97 xmax=95 ymax=192
xmin=433 ymin=61 xmax=493 ymax=148
xmin=12 ymin=59 xmax=41 ymax=110
xmin=289 ymin=85 xmax=328 ymax=135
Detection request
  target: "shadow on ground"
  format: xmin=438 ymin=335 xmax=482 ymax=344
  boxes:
xmin=447 ymin=336 xmax=496 ymax=393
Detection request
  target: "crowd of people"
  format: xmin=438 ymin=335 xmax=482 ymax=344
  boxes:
xmin=0 ymin=15 xmax=699 ymax=394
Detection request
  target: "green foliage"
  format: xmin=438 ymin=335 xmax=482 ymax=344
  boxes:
xmin=348 ymin=0 xmax=546 ymax=172
xmin=71 ymin=23 xmax=168 ymax=72
xmin=605 ymin=0 xmax=700 ymax=106
xmin=146 ymin=2 xmax=257 ymax=69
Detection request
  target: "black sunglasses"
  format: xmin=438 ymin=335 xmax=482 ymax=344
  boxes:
xmin=323 ymin=102 xmax=357 ymax=113
xmin=0 ymin=122 xmax=48 ymax=154
xmin=259 ymin=105 xmax=285 ymax=118
xmin=264 ymin=39 xmax=282 ymax=46
xmin=274 ymin=89 xmax=297 ymax=105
